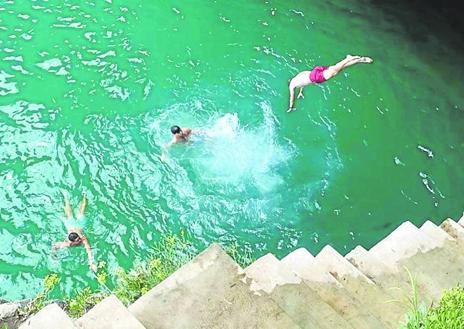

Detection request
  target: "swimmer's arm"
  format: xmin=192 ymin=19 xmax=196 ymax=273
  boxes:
xmin=52 ymin=241 xmax=72 ymax=250
xmin=160 ymin=138 xmax=177 ymax=162
xmin=191 ymin=129 xmax=208 ymax=136
xmin=82 ymin=235 xmax=97 ymax=272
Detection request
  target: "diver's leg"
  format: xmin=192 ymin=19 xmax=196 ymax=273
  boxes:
xmin=77 ymin=192 xmax=87 ymax=218
xmin=62 ymin=190 xmax=73 ymax=219
xmin=297 ymin=87 xmax=304 ymax=99
xmin=324 ymin=55 xmax=373 ymax=80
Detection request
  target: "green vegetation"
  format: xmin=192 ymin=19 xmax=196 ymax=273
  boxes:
xmin=398 ymin=268 xmax=428 ymax=328
xmin=21 ymin=231 xmax=255 ymax=319
xmin=21 ymin=273 xmax=60 ymax=315
xmin=113 ymin=231 xmax=196 ymax=305
xmin=66 ymin=287 xmax=107 ymax=318
xmin=400 ymin=276 xmax=464 ymax=329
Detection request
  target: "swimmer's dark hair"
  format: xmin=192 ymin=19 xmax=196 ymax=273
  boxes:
xmin=171 ymin=125 xmax=181 ymax=134
xmin=68 ymin=232 xmax=80 ymax=242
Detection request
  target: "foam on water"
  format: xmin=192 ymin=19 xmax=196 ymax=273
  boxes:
xmin=148 ymin=100 xmax=294 ymax=196
xmin=191 ymin=104 xmax=293 ymax=194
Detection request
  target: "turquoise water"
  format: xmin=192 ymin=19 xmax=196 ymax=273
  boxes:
xmin=0 ymin=0 xmax=463 ymax=299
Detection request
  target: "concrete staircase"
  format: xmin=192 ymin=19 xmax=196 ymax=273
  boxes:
xmin=19 ymin=216 xmax=464 ymax=329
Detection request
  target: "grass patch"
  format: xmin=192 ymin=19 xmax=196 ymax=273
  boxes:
xmin=400 ymin=282 xmax=464 ymax=329
xmin=113 ymin=231 xmax=196 ymax=305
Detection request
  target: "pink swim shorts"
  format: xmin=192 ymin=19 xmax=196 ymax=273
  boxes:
xmin=309 ymin=66 xmax=328 ymax=84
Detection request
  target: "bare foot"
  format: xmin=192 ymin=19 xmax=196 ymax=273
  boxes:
xmin=287 ymin=108 xmax=296 ymax=113
xmin=360 ymin=56 xmax=373 ymax=63
xmin=297 ymin=93 xmax=304 ymax=99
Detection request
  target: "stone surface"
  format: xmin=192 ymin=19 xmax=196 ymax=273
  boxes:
xmin=282 ymin=248 xmax=387 ymax=329
xmin=76 ymin=295 xmax=145 ymax=329
xmin=420 ymin=220 xmax=454 ymax=244
xmin=19 ymin=304 xmax=76 ymax=329
xmin=369 ymin=221 xmax=436 ymax=270
xmin=281 ymin=248 xmax=336 ymax=284
xmin=245 ymin=253 xmax=301 ymax=292
xmin=401 ymin=221 xmax=464 ymax=298
xmin=129 ymin=244 xmax=298 ymax=329
xmin=315 ymin=245 xmax=404 ymax=329
xmin=245 ymin=252 xmax=352 ymax=329
xmin=345 ymin=246 xmax=390 ymax=279
xmin=0 ymin=302 xmax=20 ymax=320
xmin=441 ymin=218 xmax=464 ymax=241
xmin=458 ymin=214 xmax=464 ymax=227
xmin=345 ymin=246 xmax=433 ymax=311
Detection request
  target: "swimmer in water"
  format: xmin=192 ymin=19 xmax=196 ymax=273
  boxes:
xmin=167 ymin=125 xmax=193 ymax=146
xmin=287 ymin=54 xmax=373 ymax=112
xmin=52 ymin=191 xmax=97 ymax=272
xmin=160 ymin=125 xmax=202 ymax=162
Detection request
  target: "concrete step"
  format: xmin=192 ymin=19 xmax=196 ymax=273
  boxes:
xmin=441 ymin=218 xmax=464 ymax=242
xmin=420 ymin=220 xmax=455 ymax=244
xmin=281 ymin=248 xmax=386 ymax=329
xmin=345 ymin=246 xmax=433 ymax=309
xmin=315 ymin=245 xmax=405 ymax=329
xmin=368 ymin=220 xmax=464 ymax=302
xmin=19 ymin=304 xmax=76 ymax=329
xmin=369 ymin=221 xmax=436 ymax=270
xmin=76 ymin=295 xmax=145 ymax=329
xmin=369 ymin=221 xmax=452 ymax=301
xmin=245 ymin=253 xmax=300 ymax=292
xmin=244 ymin=252 xmax=352 ymax=329
xmin=412 ymin=221 xmax=464 ymax=293
xmin=128 ymin=244 xmax=299 ymax=329
xmin=458 ymin=213 xmax=464 ymax=227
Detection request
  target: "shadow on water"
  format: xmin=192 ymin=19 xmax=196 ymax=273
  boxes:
xmin=366 ymin=0 xmax=464 ymax=56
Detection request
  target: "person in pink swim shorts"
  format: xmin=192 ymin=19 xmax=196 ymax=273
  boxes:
xmin=287 ymin=55 xmax=373 ymax=112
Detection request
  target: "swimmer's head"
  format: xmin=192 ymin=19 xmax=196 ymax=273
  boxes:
xmin=171 ymin=125 xmax=181 ymax=135
xmin=68 ymin=232 xmax=81 ymax=242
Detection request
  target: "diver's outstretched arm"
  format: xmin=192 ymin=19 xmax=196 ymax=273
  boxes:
xmin=287 ymin=85 xmax=296 ymax=112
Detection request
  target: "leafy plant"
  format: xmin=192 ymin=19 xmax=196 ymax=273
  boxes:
xmin=22 ymin=273 xmax=60 ymax=315
xmin=65 ymin=262 xmax=111 ymax=318
xmin=423 ymin=286 xmax=464 ymax=329
xmin=114 ymin=231 xmax=195 ymax=305
xmin=66 ymin=287 xmax=107 ymax=318
xmin=400 ymin=268 xmax=464 ymax=329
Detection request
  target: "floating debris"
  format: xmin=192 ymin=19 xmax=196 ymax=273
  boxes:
xmin=291 ymin=9 xmax=305 ymax=17
xmin=417 ymin=145 xmax=434 ymax=158
xmin=394 ymin=156 xmax=405 ymax=166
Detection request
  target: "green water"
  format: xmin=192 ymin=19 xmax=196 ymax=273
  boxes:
xmin=0 ymin=0 xmax=463 ymax=300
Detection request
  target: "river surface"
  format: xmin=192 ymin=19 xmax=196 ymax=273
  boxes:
xmin=0 ymin=0 xmax=463 ymax=299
